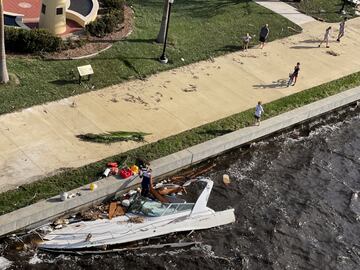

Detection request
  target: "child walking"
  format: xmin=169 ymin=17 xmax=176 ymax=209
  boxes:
xmin=254 ymin=101 xmax=264 ymax=126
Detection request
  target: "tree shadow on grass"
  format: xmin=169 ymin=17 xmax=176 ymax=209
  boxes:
xmin=50 ymin=79 xmax=77 ymax=85
xmin=90 ymin=38 xmax=156 ymax=44
xmin=216 ymin=44 xmax=243 ymax=52
xmin=253 ymin=78 xmax=288 ymax=89
xmin=140 ymin=0 xmax=253 ymax=18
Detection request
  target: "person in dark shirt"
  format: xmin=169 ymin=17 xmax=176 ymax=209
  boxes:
xmin=139 ymin=161 xmax=152 ymax=197
xmin=259 ymin=24 xmax=269 ymax=49
xmin=287 ymin=62 xmax=300 ymax=87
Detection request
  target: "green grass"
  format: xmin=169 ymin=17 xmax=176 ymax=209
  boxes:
xmin=290 ymin=0 xmax=357 ymax=22
xmin=1 ymin=70 xmax=360 ymax=215
xmin=0 ymin=0 xmax=300 ymax=115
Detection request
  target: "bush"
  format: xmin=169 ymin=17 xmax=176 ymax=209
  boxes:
xmin=86 ymin=9 xmax=124 ymax=37
xmin=102 ymin=0 xmax=125 ymax=9
xmin=5 ymin=27 xmax=63 ymax=53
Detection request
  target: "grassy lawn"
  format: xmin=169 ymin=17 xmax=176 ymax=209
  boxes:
xmin=1 ymin=70 xmax=360 ymax=215
xmin=289 ymin=0 xmax=357 ymax=22
xmin=0 ymin=0 xmax=300 ymax=115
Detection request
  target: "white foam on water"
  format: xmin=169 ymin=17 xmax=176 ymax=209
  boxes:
xmin=29 ymin=252 xmax=43 ymax=265
xmin=0 ymin=257 xmax=12 ymax=270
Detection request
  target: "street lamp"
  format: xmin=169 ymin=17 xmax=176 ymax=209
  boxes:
xmin=159 ymin=0 xmax=174 ymax=64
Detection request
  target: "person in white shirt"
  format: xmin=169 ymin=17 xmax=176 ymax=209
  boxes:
xmin=254 ymin=101 xmax=264 ymax=126
xmin=243 ymin=33 xmax=252 ymax=51
xmin=318 ymin=26 xmax=332 ymax=48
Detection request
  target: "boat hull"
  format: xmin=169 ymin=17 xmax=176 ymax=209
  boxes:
xmin=39 ymin=208 xmax=235 ymax=250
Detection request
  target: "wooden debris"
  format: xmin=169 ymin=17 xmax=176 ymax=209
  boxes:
xmin=108 ymin=202 xmax=117 ymax=220
xmin=223 ymin=174 xmax=231 ymax=185
xmin=169 ymin=163 xmax=216 ymax=184
xmin=41 ymin=242 xmax=201 ymax=255
xmin=128 ymin=216 xmax=144 ymax=223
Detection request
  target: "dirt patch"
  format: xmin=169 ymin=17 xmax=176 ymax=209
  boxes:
xmin=44 ymin=5 xmax=134 ymax=60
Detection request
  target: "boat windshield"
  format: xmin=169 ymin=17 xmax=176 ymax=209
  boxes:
xmin=129 ymin=199 xmax=194 ymax=217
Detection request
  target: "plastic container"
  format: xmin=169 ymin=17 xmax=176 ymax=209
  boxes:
xmin=130 ymin=165 xmax=139 ymax=175
xmin=89 ymin=183 xmax=97 ymax=191
xmin=60 ymin=192 xmax=68 ymax=201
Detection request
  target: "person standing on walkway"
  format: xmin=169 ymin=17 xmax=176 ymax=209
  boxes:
xmin=259 ymin=24 xmax=269 ymax=49
xmin=254 ymin=101 xmax=264 ymax=126
xmin=243 ymin=33 xmax=252 ymax=51
xmin=139 ymin=161 xmax=152 ymax=197
xmin=337 ymin=17 xmax=347 ymax=42
xmin=287 ymin=62 xmax=301 ymax=87
xmin=318 ymin=26 xmax=332 ymax=48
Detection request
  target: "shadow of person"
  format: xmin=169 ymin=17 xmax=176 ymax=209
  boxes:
xmin=290 ymin=45 xmax=319 ymax=49
xmin=253 ymin=78 xmax=288 ymax=89
xmin=299 ymin=39 xmax=321 ymax=44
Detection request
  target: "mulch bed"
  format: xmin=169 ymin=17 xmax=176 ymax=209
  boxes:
xmin=43 ymin=5 xmax=134 ymax=60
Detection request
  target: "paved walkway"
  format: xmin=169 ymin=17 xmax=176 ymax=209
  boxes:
xmin=1 ymin=10 xmax=360 ymax=192
xmin=255 ymin=0 xmax=316 ymax=25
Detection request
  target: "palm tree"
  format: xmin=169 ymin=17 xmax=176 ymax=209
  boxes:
xmin=156 ymin=0 xmax=170 ymax=43
xmin=0 ymin=0 xmax=9 ymax=84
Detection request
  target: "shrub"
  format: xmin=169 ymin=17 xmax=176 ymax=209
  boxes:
xmin=102 ymin=0 xmax=125 ymax=9
xmin=5 ymin=27 xmax=63 ymax=53
xmin=86 ymin=9 xmax=124 ymax=37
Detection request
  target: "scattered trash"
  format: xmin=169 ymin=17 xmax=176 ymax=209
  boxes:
xmin=54 ymin=218 xmax=69 ymax=226
xmin=89 ymin=183 xmax=97 ymax=191
xmin=42 ymin=242 xmax=201 ymax=255
xmin=119 ymin=167 xmax=133 ymax=179
xmin=130 ymin=164 xmax=139 ymax=174
xmin=182 ymin=84 xmax=197 ymax=92
xmin=85 ymin=233 xmax=92 ymax=242
xmin=170 ymin=163 xmax=216 ymax=183
xmin=60 ymin=192 xmax=68 ymax=201
xmin=108 ymin=202 xmax=125 ymax=220
xmin=0 ymin=256 xmax=13 ymax=269
xmin=350 ymin=191 xmax=360 ymax=219
xmin=128 ymin=216 xmax=144 ymax=223
xmin=108 ymin=202 xmax=117 ymax=220
xmin=29 ymin=252 xmax=42 ymax=265
xmin=181 ymin=58 xmax=185 ymax=61
xmin=54 ymin=225 xmax=63 ymax=230
xmin=122 ymin=199 xmax=130 ymax=207
xmin=223 ymin=174 xmax=231 ymax=185
xmin=70 ymin=101 xmax=77 ymax=108
xmin=103 ymin=168 xmax=111 ymax=177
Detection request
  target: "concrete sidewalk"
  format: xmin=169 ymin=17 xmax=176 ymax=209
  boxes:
xmin=254 ymin=0 xmax=316 ymax=25
xmin=1 ymin=15 xmax=360 ymax=192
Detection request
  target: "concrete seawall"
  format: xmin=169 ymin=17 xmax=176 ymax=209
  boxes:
xmin=0 ymin=86 xmax=359 ymax=237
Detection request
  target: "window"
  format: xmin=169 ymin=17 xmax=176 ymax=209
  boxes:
xmin=56 ymin=8 xmax=63 ymax=15
xmin=41 ymin=4 xmax=46 ymax=14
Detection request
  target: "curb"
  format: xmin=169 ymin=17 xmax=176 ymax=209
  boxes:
xmin=0 ymin=86 xmax=359 ymax=237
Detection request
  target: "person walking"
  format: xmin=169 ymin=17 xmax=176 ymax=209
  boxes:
xmin=318 ymin=26 xmax=332 ymax=48
xmin=243 ymin=33 xmax=252 ymax=51
xmin=259 ymin=24 xmax=269 ymax=49
xmin=287 ymin=62 xmax=301 ymax=87
xmin=254 ymin=101 xmax=264 ymax=126
xmin=337 ymin=17 xmax=347 ymax=42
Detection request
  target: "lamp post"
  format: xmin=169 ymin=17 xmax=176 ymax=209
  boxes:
xmin=159 ymin=0 xmax=174 ymax=64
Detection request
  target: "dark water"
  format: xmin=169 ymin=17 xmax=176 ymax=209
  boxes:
xmin=1 ymin=104 xmax=360 ymax=270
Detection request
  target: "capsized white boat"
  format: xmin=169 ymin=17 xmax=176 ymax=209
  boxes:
xmin=39 ymin=178 xmax=235 ymax=250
